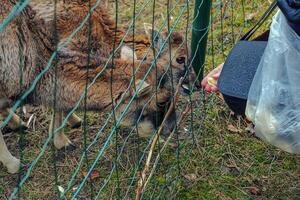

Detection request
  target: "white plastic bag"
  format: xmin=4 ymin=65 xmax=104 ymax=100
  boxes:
xmin=246 ymin=11 xmax=300 ymax=154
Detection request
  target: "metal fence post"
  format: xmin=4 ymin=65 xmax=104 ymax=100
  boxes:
xmin=191 ymin=0 xmax=212 ymax=81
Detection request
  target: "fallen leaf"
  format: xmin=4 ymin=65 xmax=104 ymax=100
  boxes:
xmin=245 ymin=123 xmax=255 ymax=135
xmin=245 ymin=12 xmax=258 ymax=21
xmin=183 ymin=173 xmax=197 ymax=181
xmin=26 ymin=114 xmax=35 ymax=127
xmin=221 ymin=159 xmax=241 ymax=175
xmin=221 ymin=165 xmax=240 ymax=175
xmin=82 ymin=170 xmax=100 ymax=180
xmin=22 ymin=106 xmax=27 ymax=115
xmin=247 ymin=186 xmax=261 ymax=195
xmin=227 ymin=124 xmax=241 ymax=133
xmin=57 ymin=185 xmax=65 ymax=194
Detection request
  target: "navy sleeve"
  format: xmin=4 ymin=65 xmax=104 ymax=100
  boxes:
xmin=277 ymin=0 xmax=300 ymax=35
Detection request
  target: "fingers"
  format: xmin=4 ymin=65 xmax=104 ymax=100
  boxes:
xmin=201 ymin=77 xmax=207 ymax=88
xmin=204 ymin=84 xmax=218 ymax=93
xmin=201 ymin=73 xmax=219 ymax=92
xmin=210 ymin=85 xmax=218 ymax=92
xmin=201 ymin=62 xmax=224 ymax=93
xmin=212 ymin=72 xmax=220 ymax=79
xmin=202 ymin=76 xmax=217 ymax=93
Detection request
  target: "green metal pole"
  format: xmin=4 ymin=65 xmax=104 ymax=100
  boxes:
xmin=191 ymin=0 xmax=212 ymax=81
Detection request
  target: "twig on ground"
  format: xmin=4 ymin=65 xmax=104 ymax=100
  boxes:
xmin=142 ymin=104 xmax=191 ymax=193
xmin=135 ymin=78 xmax=184 ymax=200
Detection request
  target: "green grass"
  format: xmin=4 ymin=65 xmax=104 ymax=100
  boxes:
xmin=1 ymin=0 xmax=300 ymax=199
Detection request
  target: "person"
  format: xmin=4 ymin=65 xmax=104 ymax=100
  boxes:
xmin=201 ymin=0 xmax=300 ymax=93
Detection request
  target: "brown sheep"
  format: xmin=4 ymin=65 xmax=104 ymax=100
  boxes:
xmin=0 ymin=0 xmax=196 ymax=174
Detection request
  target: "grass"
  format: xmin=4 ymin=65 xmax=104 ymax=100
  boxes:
xmin=1 ymin=0 xmax=300 ymax=199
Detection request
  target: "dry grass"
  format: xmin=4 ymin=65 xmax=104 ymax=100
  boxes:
xmin=1 ymin=0 xmax=300 ymax=199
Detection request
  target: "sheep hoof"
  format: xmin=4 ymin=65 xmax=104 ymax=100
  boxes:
xmin=54 ymin=136 xmax=74 ymax=150
xmin=6 ymin=158 xmax=21 ymax=174
xmin=68 ymin=114 xmax=82 ymax=129
xmin=69 ymin=120 xmax=82 ymax=129
xmin=65 ymin=143 xmax=76 ymax=152
xmin=57 ymin=143 xmax=76 ymax=160
xmin=8 ymin=121 xmax=28 ymax=132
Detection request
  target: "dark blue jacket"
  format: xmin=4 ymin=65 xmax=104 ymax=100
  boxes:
xmin=277 ymin=0 xmax=300 ymax=35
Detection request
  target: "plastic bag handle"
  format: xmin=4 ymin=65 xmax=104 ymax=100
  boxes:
xmin=241 ymin=1 xmax=278 ymax=41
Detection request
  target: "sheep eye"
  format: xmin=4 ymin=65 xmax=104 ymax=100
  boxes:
xmin=176 ymin=57 xmax=185 ymax=64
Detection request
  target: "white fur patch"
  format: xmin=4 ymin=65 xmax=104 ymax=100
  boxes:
xmin=0 ymin=131 xmax=20 ymax=173
xmin=121 ymin=46 xmax=137 ymax=60
xmin=137 ymin=120 xmax=154 ymax=138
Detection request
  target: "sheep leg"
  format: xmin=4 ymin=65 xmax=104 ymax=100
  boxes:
xmin=49 ymin=112 xmax=74 ymax=150
xmin=0 ymin=108 xmax=27 ymax=131
xmin=0 ymin=98 xmax=26 ymax=131
xmin=0 ymin=109 xmax=81 ymax=131
xmin=0 ymin=130 xmax=20 ymax=174
xmin=67 ymin=113 xmax=82 ymax=129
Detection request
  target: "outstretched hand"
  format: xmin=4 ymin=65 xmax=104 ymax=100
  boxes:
xmin=201 ymin=63 xmax=223 ymax=93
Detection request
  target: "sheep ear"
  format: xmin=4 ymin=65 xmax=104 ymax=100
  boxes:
xmin=143 ymin=23 xmax=153 ymax=38
xmin=143 ymin=23 xmax=163 ymax=50
xmin=121 ymin=46 xmax=137 ymax=60
xmin=134 ymin=79 xmax=152 ymax=98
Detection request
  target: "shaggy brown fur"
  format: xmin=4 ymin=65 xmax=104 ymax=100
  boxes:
xmin=0 ymin=0 xmax=195 ymax=173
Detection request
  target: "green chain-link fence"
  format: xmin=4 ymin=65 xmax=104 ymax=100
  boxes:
xmin=0 ymin=0 xmax=278 ymax=199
